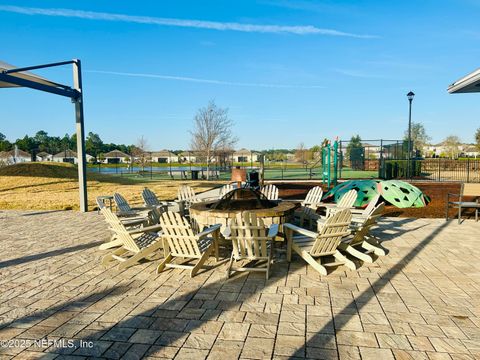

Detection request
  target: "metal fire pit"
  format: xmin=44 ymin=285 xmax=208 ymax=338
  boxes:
xmin=189 ymin=188 xmax=297 ymax=238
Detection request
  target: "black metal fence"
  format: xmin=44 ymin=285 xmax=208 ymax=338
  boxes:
xmin=381 ymin=158 xmax=480 ymax=182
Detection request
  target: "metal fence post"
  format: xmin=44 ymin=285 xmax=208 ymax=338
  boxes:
xmin=467 ymin=158 xmax=470 ymax=183
xmin=438 ymin=158 xmax=441 ymax=181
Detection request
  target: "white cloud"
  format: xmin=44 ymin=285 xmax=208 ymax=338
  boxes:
xmin=0 ymin=5 xmax=378 ymax=38
xmin=86 ymin=70 xmax=325 ymax=89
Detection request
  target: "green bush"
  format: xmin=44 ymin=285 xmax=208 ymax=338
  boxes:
xmin=381 ymin=160 xmax=421 ymax=179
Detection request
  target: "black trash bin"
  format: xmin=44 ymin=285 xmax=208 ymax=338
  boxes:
xmin=247 ymin=171 xmax=259 ymax=188
xmin=191 ymin=170 xmax=199 ymax=180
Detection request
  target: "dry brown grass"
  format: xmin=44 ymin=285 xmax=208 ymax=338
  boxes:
xmin=0 ymin=163 xmax=226 ymax=210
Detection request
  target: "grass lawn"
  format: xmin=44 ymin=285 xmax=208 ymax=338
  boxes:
xmin=0 ymin=163 xmax=226 ymax=211
xmin=263 ymin=168 xmax=378 ymax=180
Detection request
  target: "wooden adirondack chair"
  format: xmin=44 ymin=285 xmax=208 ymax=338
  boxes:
xmin=338 ymin=203 xmax=386 ymax=263
xmin=323 ymin=189 xmax=358 ymax=218
xmin=302 ymin=186 xmax=323 ymax=208
xmin=284 ymin=209 xmax=356 ymax=275
xmin=156 ymin=212 xmax=221 ymax=277
xmin=350 ymin=194 xmax=380 ymax=219
xmin=261 ymin=184 xmax=279 ymax=200
xmin=219 ymin=183 xmax=234 ymax=198
xmin=100 ymin=207 xmax=163 ymax=270
xmin=177 ymin=185 xmax=201 ymax=215
xmin=294 ymin=186 xmax=324 ymax=229
xmin=227 ymin=212 xmax=279 ymax=279
xmin=114 ymin=193 xmax=152 ymax=217
xmin=294 ymin=206 xmax=319 ymax=230
xmin=97 ymin=197 xmax=148 ymax=250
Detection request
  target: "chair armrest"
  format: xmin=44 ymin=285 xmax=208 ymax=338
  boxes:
xmin=283 ymin=223 xmax=317 ymax=238
xmin=121 ymin=217 xmax=147 ymax=226
xmin=267 ymin=224 xmax=279 ymax=238
xmin=197 ymin=224 xmax=222 ymax=238
xmin=350 ymin=209 xmax=365 ymax=214
xmin=128 ymin=224 xmax=163 ymax=234
xmin=116 ymin=210 xmax=147 ymax=218
xmin=351 ymin=216 xmax=367 ymax=224
xmin=130 ymin=206 xmax=151 ymax=212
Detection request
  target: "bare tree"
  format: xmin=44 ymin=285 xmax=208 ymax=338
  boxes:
xmin=132 ymin=135 xmax=149 ymax=171
xmin=404 ymin=122 xmax=431 ymax=155
xmin=190 ymin=100 xmax=237 ymax=179
xmin=443 ymin=135 xmax=461 ymax=159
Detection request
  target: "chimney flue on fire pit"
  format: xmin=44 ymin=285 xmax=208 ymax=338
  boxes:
xmin=231 ymin=167 xmax=246 ymax=189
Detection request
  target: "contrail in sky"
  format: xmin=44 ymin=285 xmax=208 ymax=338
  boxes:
xmin=0 ymin=5 xmax=378 ymax=38
xmin=86 ymin=70 xmax=325 ymax=89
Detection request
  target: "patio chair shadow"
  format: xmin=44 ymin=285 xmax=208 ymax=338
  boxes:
xmin=289 ymin=219 xmax=451 ymax=358
xmin=0 ymin=241 xmax=103 ymax=269
xmin=3 ymin=220 xmax=450 ymax=359
xmin=21 ymin=210 xmax=68 ymax=216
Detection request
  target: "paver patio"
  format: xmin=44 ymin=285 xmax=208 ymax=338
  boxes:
xmin=0 ymin=210 xmax=479 ymax=359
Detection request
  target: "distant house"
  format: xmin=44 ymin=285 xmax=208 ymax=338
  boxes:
xmin=233 ymin=148 xmax=259 ymax=163
xmin=103 ymin=150 xmax=130 ymax=164
xmin=179 ymin=151 xmax=197 ymax=163
xmin=36 ymin=151 xmax=52 ymax=161
xmin=0 ymin=149 xmax=31 ymax=164
xmin=463 ymin=145 xmax=480 ymax=158
xmin=361 ymin=143 xmax=381 ymax=159
xmin=151 ymin=150 xmax=178 ymax=163
xmin=52 ymin=150 xmax=93 ymax=164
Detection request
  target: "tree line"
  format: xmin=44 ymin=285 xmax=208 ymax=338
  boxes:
xmin=0 ymin=131 xmax=137 ymax=159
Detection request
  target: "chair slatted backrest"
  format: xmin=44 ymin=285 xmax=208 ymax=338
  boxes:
xmin=160 ymin=212 xmax=202 ymax=258
xmin=310 ymin=209 xmax=351 ymax=256
xmin=96 ymin=197 xmax=106 ymax=210
xmin=261 ymin=184 xmax=279 ymax=200
xmin=462 ymin=183 xmax=480 ymax=197
xmin=302 ymin=186 xmax=323 ymax=208
xmin=230 ymin=212 xmax=271 ymax=260
xmin=337 ymin=189 xmax=357 ymax=208
xmin=114 ymin=193 xmax=132 ymax=213
xmin=219 ymin=184 xmax=234 ymax=198
xmin=142 ymin=187 xmax=161 ymax=207
xmin=362 ymin=194 xmax=380 ymax=216
xmin=177 ymin=185 xmax=200 ymax=204
xmin=100 ymin=207 xmax=141 ymax=253
xmin=351 ymin=203 xmax=384 ymax=244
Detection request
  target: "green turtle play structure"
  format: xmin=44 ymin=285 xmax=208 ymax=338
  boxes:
xmin=321 ymin=138 xmax=339 ymax=188
xmin=323 ymin=179 xmax=430 ymax=208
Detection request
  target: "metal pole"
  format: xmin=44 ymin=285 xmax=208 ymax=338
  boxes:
xmin=407 ymin=98 xmax=413 ymax=179
xmin=73 ymin=59 xmax=88 ymax=212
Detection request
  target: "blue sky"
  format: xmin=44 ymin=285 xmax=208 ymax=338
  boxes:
xmin=0 ymin=0 xmax=479 ymax=150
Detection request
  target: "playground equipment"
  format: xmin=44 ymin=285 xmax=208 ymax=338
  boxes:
xmin=322 ymin=138 xmax=339 ymax=188
xmin=323 ymin=179 xmax=430 ymax=208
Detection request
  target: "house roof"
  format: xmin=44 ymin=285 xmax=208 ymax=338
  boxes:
xmin=36 ymin=151 xmax=52 ymax=157
xmin=0 ymin=149 xmax=31 ymax=158
xmin=234 ymin=148 xmax=258 ymax=155
xmin=151 ymin=150 xmax=177 ymax=157
xmin=53 ymin=149 xmax=77 ymax=158
xmin=448 ymin=68 xmax=480 ymax=94
xmin=104 ymin=150 xmax=130 ymax=158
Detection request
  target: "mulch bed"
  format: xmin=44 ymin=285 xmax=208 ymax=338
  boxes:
xmin=274 ymin=181 xmax=478 ymax=219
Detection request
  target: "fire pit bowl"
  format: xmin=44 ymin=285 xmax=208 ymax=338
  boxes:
xmin=189 ymin=188 xmax=298 ymax=236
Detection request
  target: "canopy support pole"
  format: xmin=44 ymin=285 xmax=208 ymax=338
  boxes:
xmin=73 ymin=59 xmax=88 ymax=212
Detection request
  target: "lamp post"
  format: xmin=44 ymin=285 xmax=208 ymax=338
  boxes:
xmin=406 ymin=91 xmax=415 ymax=179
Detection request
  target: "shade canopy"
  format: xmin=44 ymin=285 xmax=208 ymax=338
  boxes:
xmin=0 ymin=60 xmax=63 ymax=89
xmin=448 ymin=68 xmax=480 ymax=93
xmin=0 ymin=59 xmax=88 ymax=212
